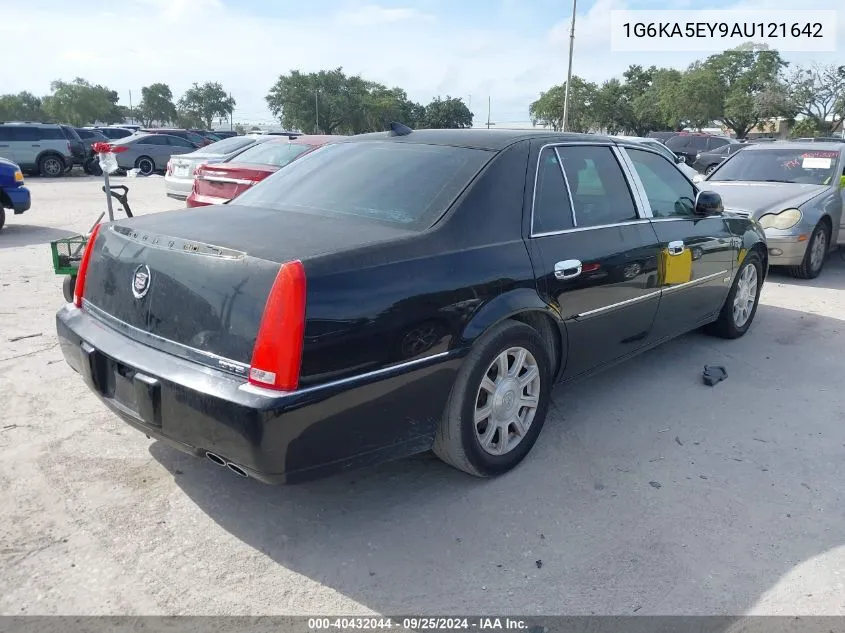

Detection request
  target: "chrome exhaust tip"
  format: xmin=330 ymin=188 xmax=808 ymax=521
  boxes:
xmin=205 ymin=451 xmax=226 ymax=466
xmin=226 ymin=462 xmax=249 ymax=478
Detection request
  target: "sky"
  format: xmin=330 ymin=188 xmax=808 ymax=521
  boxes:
xmin=0 ymin=0 xmax=842 ymax=127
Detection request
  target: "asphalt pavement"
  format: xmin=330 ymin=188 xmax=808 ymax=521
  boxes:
xmin=1 ymin=174 xmax=844 ymax=615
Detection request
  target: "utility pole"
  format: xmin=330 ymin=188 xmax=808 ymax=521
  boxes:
xmin=486 ymin=96 xmax=492 ymax=129
xmin=128 ymin=90 xmax=133 ymax=125
xmin=315 ymin=89 xmax=319 ymax=134
xmin=562 ymin=0 xmax=577 ymax=132
xmin=230 ymin=92 xmax=234 ymax=131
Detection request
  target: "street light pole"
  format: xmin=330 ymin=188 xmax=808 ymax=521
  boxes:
xmin=561 ymin=0 xmax=577 ymax=132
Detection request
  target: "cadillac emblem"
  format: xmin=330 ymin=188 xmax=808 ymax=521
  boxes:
xmin=131 ymin=264 xmax=151 ymax=299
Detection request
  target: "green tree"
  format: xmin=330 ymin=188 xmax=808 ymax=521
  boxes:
xmin=592 ymin=79 xmax=630 ymax=134
xmin=529 ymin=77 xmax=597 ymax=132
xmin=137 ymin=83 xmax=177 ymax=126
xmin=785 ymin=64 xmax=845 ymax=135
xmin=234 ymin=123 xmax=246 ymax=135
xmin=178 ymin=82 xmax=235 ymax=130
xmin=664 ymin=65 xmax=724 ymax=131
xmin=420 ymin=96 xmax=473 ymax=129
xmin=702 ymin=45 xmax=788 ymax=138
xmin=265 ymin=67 xmax=424 ymax=134
xmin=789 ymin=118 xmax=821 ymax=138
xmin=41 ymin=78 xmax=122 ymax=125
xmin=0 ymin=92 xmax=45 ymax=121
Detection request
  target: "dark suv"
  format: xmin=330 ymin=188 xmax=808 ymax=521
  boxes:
xmin=665 ymin=133 xmax=735 ymax=165
xmin=0 ymin=122 xmax=85 ymax=177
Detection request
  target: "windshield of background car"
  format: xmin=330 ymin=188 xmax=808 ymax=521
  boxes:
xmin=233 ymin=141 xmax=493 ymax=230
xmin=202 ymin=136 xmax=254 ymax=155
xmin=708 ymin=148 xmax=841 ymax=185
xmin=230 ymin=141 xmax=313 ymax=167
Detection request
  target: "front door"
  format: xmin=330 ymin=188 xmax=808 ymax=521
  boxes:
xmin=527 ymin=142 xmax=663 ymax=379
xmin=622 ymin=146 xmax=739 ymax=340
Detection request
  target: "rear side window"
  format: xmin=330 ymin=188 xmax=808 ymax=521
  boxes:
xmin=165 ymin=136 xmax=194 ymax=147
xmin=556 ymin=146 xmax=638 ymax=227
xmin=139 ymin=136 xmax=167 ymax=146
xmin=0 ymin=127 xmax=11 ymax=142
xmin=708 ymin=137 xmax=729 ymax=150
xmin=61 ymin=126 xmax=82 ymax=141
xmin=532 ymin=147 xmax=575 ymax=234
xmin=234 ymin=140 xmax=492 ymax=230
xmin=665 ymin=136 xmax=689 ymax=151
xmin=38 ymin=127 xmax=66 ymax=141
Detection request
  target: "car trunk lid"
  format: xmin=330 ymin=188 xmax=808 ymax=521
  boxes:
xmin=81 ymin=205 xmax=415 ymax=373
xmin=194 ymin=163 xmax=278 ymax=202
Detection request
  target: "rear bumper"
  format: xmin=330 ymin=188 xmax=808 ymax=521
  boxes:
xmin=56 ymin=304 xmax=461 ymax=484
xmin=3 ymin=185 xmax=30 ymax=213
xmin=186 ymin=191 xmax=228 ymax=207
xmin=164 ymin=175 xmax=192 ymax=200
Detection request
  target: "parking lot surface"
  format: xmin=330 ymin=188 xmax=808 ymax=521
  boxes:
xmin=1 ymin=175 xmax=844 ymax=616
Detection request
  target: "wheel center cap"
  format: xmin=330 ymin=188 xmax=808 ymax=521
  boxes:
xmin=493 ymin=378 xmax=520 ymax=419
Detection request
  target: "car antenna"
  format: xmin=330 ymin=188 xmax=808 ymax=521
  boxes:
xmin=388 ymin=121 xmax=413 ymax=136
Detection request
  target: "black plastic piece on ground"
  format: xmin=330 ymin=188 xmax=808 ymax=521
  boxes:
xmin=702 ymin=365 xmax=728 ymax=386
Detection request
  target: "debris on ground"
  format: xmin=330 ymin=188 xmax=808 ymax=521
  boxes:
xmin=649 ymin=481 xmax=662 ymax=489
xmin=535 ymin=560 xmax=543 ymax=569
xmin=8 ymin=333 xmax=43 ymax=342
xmin=703 ymin=365 xmax=728 ymax=386
xmin=675 ymin=436 xmax=683 ymax=446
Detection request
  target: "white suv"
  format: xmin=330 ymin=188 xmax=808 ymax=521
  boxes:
xmin=0 ymin=122 xmax=81 ymax=177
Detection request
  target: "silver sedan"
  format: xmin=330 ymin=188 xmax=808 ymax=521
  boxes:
xmin=696 ymin=142 xmax=845 ymax=279
xmin=164 ymin=135 xmax=274 ymax=200
xmin=111 ymin=133 xmax=196 ymax=176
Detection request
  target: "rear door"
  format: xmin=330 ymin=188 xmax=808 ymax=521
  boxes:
xmin=622 ymin=146 xmax=739 ymax=339
xmin=526 ymin=141 xmax=663 ymax=378
xmin=0 ymin=127 xmax=18 ymax=165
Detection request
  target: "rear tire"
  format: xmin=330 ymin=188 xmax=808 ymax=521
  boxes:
xmin=706 ymin=251 xmax=763 ymax=339
xmin=135 ymin=156 xmax=155 ymax=176
xmin=433 ymin=320 xmax=552 ymax=477
xmin=38 ymin=155 xmax=65 ymax=178
xmin=787 ymin=222 xmax=829 ymax=280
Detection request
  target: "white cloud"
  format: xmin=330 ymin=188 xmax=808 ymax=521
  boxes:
xmin=0 ymin=0 xmax=841 ymax=126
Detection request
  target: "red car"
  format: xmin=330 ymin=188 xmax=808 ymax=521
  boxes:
xmin=187 ymin=135 xmax=340 ymax=207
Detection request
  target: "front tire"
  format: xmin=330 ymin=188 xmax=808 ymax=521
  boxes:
xmin=788 ymin=222 xmax=829 ymax=280
xmin=705 ymin=164 xmax=717 ymax=175
xmin=433 ymin=320 xmax=552 ymax=477
xmin=706 ymin=250 xmax=763 ymax=339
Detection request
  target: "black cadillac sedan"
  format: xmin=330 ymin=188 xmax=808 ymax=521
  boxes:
xmin=57 ymin=128 xmax=768 ymax=484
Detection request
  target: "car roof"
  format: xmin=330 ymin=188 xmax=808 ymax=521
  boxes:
xmin=344 ymin=128 xmax=604 ymax=151
xmin=741 ymin=141 xmax=845 ymax=152
xmin=260 ymin=134 xmax=343 ymax=145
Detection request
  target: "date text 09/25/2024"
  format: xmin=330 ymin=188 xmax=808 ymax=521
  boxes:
xmin=307 ymin=618 xmax=530 ymax=631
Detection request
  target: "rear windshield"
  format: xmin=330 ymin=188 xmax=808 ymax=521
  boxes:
xmin=202 ymin=136 xmax=255 ymax=155
xmin=230 ymin=140 xmax=313 ymax=167
xmin=233 ymin=140 xmax=493 ymax=229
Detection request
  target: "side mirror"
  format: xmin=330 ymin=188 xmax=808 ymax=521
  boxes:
xmin=694 ymin=191 xmax=723 ymax=217
xmin=676 ymin=155 xmax=686 ymax=164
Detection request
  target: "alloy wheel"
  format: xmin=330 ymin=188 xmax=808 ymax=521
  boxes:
xmin=732 ymin=263 xmax=758 ymax=328
xmin=138 ymin=158 xmax=154 ymax=175
xmin=474 ymin=347 xmax=541 ymax=456
xmin=809 ymin=228 xmax=827 ymax=274
xmin=43 ymin=157 xmax=63 ymax=177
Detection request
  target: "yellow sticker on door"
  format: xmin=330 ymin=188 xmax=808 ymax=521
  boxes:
xmin=659 ymin=248 xmax=693 ymax=285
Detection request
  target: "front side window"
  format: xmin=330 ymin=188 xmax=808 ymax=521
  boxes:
xmin=627 ymin=148 xmax=697 ymax=218
xmin=234 ymin=140 xmax=492 ymax=230
xmin=556 ymin=145 xmax=638 ymax=227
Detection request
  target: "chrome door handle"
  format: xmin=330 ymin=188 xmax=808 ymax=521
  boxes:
xmin=554 ymin=259 xmax=582 ymax=280
xmin=668 ymin=240 xmax=685 ymax=255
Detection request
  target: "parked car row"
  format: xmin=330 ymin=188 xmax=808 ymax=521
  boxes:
xmin=0 ymin=120 xmax=243 ymax=178
xmin=164 ymin=133 xmax=338 ymax=205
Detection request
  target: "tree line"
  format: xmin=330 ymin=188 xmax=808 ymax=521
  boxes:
xmin=531 ymin=45 xmax=845 ymax=139
xmin=0 ymin=79 xmax=236 ymax=130
xmin=0 ymin=68 xmax=473 ymax=133
xmin=2 ymin=49 xmax=841 ymax=138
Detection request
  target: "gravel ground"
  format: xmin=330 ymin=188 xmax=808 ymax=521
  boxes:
xmin=1 ymin=174 xmax=845 ymax=616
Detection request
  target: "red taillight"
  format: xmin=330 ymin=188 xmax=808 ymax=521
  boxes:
xmin=248 ymin=260 xmax=307 ymax=391
xmin=73 ymin=223 xmax=103 ymax=308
